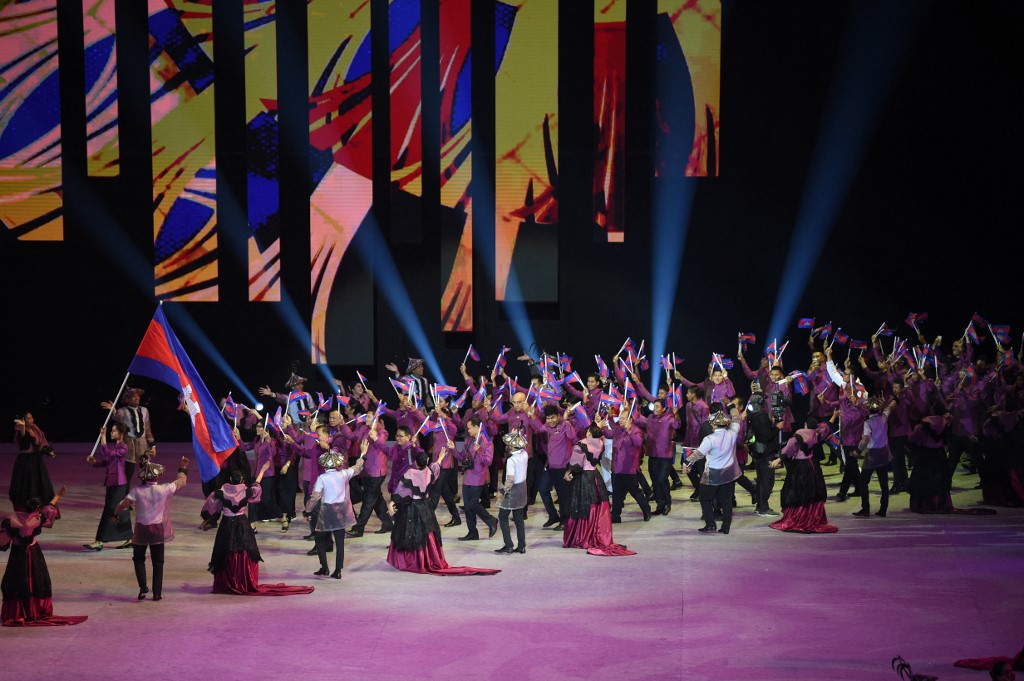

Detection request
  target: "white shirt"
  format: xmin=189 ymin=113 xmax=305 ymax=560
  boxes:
xmin=505 ymin=449 xmax=528 ymax=485
xmin=313 ymin=468 xmax=356 ymax=504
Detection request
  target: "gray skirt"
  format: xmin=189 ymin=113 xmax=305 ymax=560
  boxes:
xmin=316 ymin=500 xmax=355 ymax=532
xmin=497 ymin=481 xmax=527 ymax=511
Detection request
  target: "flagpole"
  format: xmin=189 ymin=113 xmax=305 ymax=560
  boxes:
xmin=91 ymin=371 xmax=132 ymax=458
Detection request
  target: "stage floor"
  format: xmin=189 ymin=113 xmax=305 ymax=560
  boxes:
xmin=2 ymin=443 xmax=1020 ymax=681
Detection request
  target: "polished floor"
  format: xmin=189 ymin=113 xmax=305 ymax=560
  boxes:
xmin=2 ymin=443 xmax=1021 ymax=681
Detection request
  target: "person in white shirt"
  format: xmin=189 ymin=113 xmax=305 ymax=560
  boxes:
xmin=684 ymin=403 xmax=745 ymax=534
xmin=114 ymin=453 xmax=188 ymax=601
xmin=494 ymin=430 xmax=528 ymax=554
xmin=306 ymin=440 xmax=366 ymax=578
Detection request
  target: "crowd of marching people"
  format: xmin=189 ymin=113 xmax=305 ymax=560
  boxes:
xmin=5 ymin=311 xmax=1024 ymax=627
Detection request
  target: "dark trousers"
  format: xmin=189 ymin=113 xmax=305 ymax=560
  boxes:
xmin=699 ymin=481 xmax=735 ymax=530
xmin=307 ymin=501 xmax=333 ymax=549
xmin=132 ymin=543 xmax=165 ymax=596
xmin=526 ymin=455 xmax=543 ymax=503
xmin=838 ymin=446 xmax=863 ymax=496
xmin=429 ymin=468 xmax=460 ymax=520
xmin=686 ymin=458 xmax=705 ymax=496
xmin=754 ymin=456 xmax=775 ymax=512
xmin=648 ymin=457 xmax=672 ymax=511
xmin=611 ymin=473 xmax=651 ymax=520
xmin=667 ymin=459 xmax=682 ymax=486
xmin=276 ymin=465 xmax=298 ymax=518
xmin=889 ymin=437 xmax=909 ymax=489
xmin=315 ymin=529 xmax=345 ymax=573
xmin=538 ymin=467 xmax=567 ymax=522
xmin=498 ymin=507 xmax=526 ymax=549
xmin=353 ymin=476 xmax=391 ymax=531
xmin=462 ymin=484 xmax=494 ymax=535
xmin=858 ymin=466 xmax=889 ymax=514
xmin=637 ymin=468 xmax=652 ymax=496
xmin=947 ymin=435 xmax=982 ymax=479
xmin=255 ymin=475 xmax=283 ymax=520
xmin=735 ymin=474 xmax=757 ymax=503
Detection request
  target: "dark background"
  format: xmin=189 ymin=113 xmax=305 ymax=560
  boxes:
xmin=3 ymin=0 xmax=1022 ymax=441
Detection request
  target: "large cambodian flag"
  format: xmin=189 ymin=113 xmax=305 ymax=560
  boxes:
xmin=128 ymin=306 xmax=237 ymax=482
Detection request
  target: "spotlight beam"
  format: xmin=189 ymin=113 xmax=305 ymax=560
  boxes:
xmin=650 ymin=180 xmax=696 ymax=394
xmin=767 ymin=1 xmax=920 ymax=344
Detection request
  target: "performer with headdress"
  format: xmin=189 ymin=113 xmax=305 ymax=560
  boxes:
xmin=563 ymin=426 xmax=636 ymax=555
xmin=83 ymin=422 xmax=133 ymax=550
xmin=385 ymin=358 xmax=433 ymax=411
xmin=494 ymin=430 xmax=529 ymax=554
xmin=258 ymin=372 xmax=314 ymax=424
xmin=10 ymin=411 xmax=56 ymax=513
xmin=305 ymin=441 xmax=366 ymax=579
xmin=385 ymin=446 xmax=499 ymax=576
xmin=201 ymin=461 xmax=314 ymax=596
xmin=114 ymin=453 xmax=189 ymax=600
xmin=1 ymin=485 xmax=87 ymax=626
xmin=100 ymin=387 xmax=154 ymax=483
xmin=852 ymin=396 xmax=895 ymax=518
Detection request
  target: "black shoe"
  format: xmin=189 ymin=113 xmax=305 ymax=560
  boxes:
xmin=689 ymin=492 xmax=700 ymax=502
xmin=719 ymin=528 xmax=730 ymax=535
xmin=373 ymin=526 xmax=390 ymax=534
xmin=542 ymin=517 xmax=560 ymax=528
xmin=313 ymin=568 xmax=329 ymax=576
xmin=835 ymin=494 xmax=847 ymax=502
xmin=852 ymin=509 xmax=870 ymax=517
xmin=346 ymin=528 xmax=364 ymax=538
xmin=670 ymin=481 xmax=683 ymax=491
xmin=552 ymin=522 xmax=564 ymax=531
xmin=494 ymin=546 xmax=514 ymax=554
xmin=303 ymin=533 xmax=316 ymax=540
xmin=756 ymin=508 xmax=780 ymax=517
xmin=642 ymin=508 xmax=652 ymax=522
xmin=138 ymin=587 xmax=149 ymax=600
xmin=331 ymin=570 xmax=342 ymax=579
xmin=651 ymin=507 xmax=665 ymax=516
xmin=153 ymin=594 xmax=162 ymax=601
xmin=487 ymin=519 xmax=498 ymax=538
xmin=645 ymin=492 xmax=655 ymax=501
xmin=611 ymin=516 xmax=621 ymax=524
xmin=458 ymin=533 xmax=480 ymax=541
xmin=824 ymin=459 xmax=837 ymax=466
xmin=444 ymin=517 xmax=461 ymax=527
xmin=515 ymin=546 xmax=526 ymax=554
xmin=874 ymin=511 xmax=887 ymax=518
xmin=698 ymin=526 xmax=717 ymax=533
xmin=663 ymin=505 xmax=671 ymax=516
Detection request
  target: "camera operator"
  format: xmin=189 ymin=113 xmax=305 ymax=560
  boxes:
xmin=746 ymin=383 xmax=783 ymax=516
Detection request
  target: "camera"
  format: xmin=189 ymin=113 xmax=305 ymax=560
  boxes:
xmin=769 ymin=392 xmax=786 ymax=422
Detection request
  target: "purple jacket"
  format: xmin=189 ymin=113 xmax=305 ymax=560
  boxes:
xmin=94 ymin=442 xmax=127 ymax=487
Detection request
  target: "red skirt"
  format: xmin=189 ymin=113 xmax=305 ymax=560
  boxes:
xmin=770 ymin=501 xmax=838 ymax=533
xmin=386 ymin=533 xmax=500 ymax=576
xmin=211 ymin=552 xmax=314 ymax=596
xmin=1 ymin=597 xmax=87 ymax=627
xmin=562 ymin=501 xmax=636 ymax=556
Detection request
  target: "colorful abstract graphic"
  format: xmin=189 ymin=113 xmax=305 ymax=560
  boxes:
xmin=83 ymin=0 xmax=119 ymax=177
xmin=242 ymin=0 xmax=281 ymax=302
xmin=656 ymin=0 xmax=720 ymax=177
xmin=0 ymin=0 xmax=63 ymax=241
xmin=594 ymin=0 xmax=627 ymax=242
xmin=308 ymin=0 xmax=375 ymax=364
xmin=494 ymin=0 xmax=558 ymax=302
xmin=388 ymin=0 xmax=422 ymax=198
xmin=438 ymin=0 xmax=473 ymax=332
xmin=148 ymin=0 xmax=218 ymax=302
